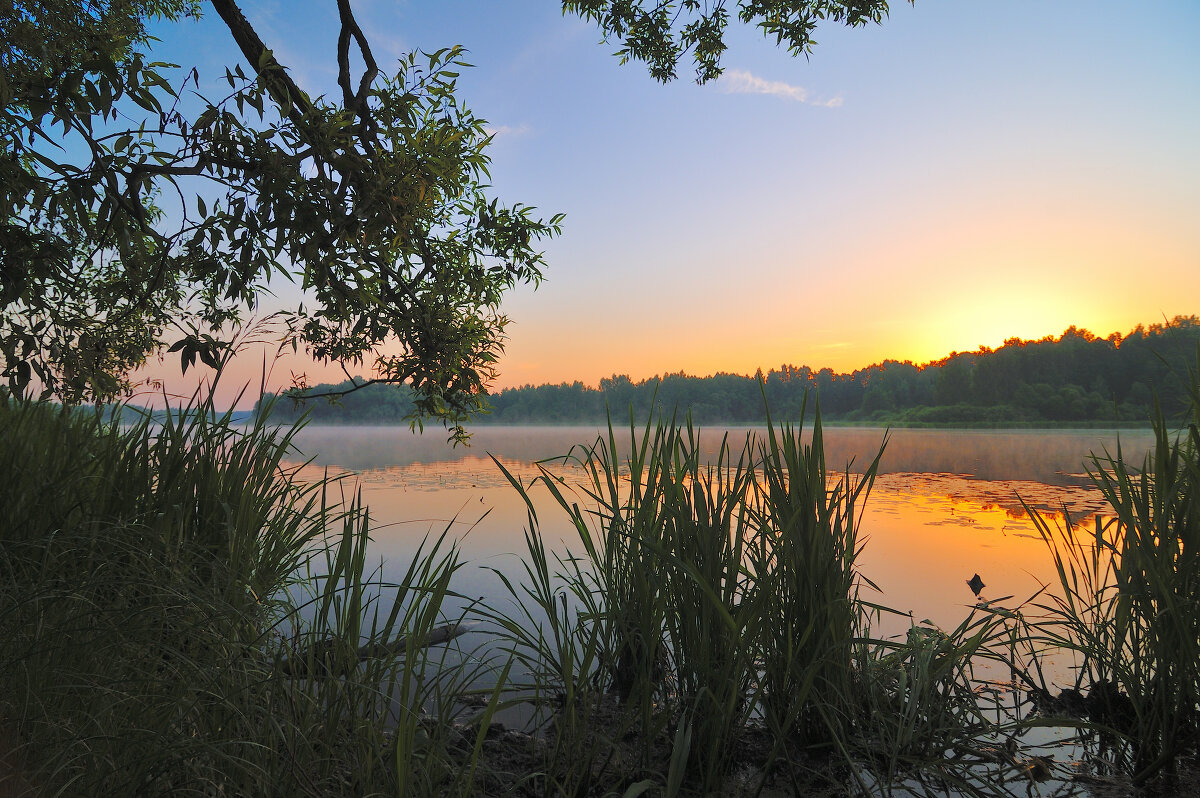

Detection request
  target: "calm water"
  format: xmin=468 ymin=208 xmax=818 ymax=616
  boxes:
xmin=283 ymin=424 xmax=1155 ymax=636
xmin=283 ymin=423 xmax=1159 ymax=784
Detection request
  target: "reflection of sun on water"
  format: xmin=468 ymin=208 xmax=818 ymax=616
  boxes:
xmin=287 ymin=454 xmax=1108 ymax=649
xmin=279 ymin=426 xmax=1138 ymax=785
xmin=862 ymin=473 xmax=1111 ymax=627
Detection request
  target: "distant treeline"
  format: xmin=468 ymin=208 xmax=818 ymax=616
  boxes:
xmin=258 ymin=316 xmax=1200 ymax=426
xmin=0 ymin=392 xmax=256 ymax=427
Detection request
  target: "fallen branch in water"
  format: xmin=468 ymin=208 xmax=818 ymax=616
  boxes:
xmin=280 ymin=622 xmax=472 ymax=677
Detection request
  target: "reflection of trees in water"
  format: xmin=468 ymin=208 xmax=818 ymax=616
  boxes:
xmin=818 ymin=427 xmax=1155 ymax=484
xmin=872 ymin=473 xmax=1113 ymax=523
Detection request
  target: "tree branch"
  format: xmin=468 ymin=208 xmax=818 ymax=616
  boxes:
xmin=335 ymin=0 xmax=379 ymax=121
xmin=207 ymin=0 xmax=315 ymax=124
xmin=279 ymin=622 xmax=470 ymax=677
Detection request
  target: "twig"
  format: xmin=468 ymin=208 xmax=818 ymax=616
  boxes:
xmin=279 ymin=621 xmax=471 ymax=677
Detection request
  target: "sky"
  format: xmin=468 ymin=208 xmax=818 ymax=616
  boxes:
xmin=138 ymin=1 xmax=1200 ymax=407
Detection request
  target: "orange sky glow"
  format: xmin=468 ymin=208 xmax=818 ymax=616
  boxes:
xmin=128 ymin=1 xmax=1198 ymax=410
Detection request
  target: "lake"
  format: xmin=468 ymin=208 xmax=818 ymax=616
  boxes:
xmin=282 ymin=423 xmax=1155 ymax=641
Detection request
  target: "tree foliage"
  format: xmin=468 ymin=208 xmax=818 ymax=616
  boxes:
xmin=565 ymin=0 xmax=906 ymax=82
xmin=2 ymin=0 xmax=561 ymax=436
xmin=3 ymin=0 xmax=905 ymax=436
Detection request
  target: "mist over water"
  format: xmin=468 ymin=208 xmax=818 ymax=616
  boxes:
xmin=289 ymin=424 xmax=1155 ymax=483
xmin=284 ymin=424 xmax=1155 ymax=638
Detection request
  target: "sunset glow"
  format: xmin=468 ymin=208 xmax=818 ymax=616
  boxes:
xmin=135 ymin=0 xmax=1197 ymax=408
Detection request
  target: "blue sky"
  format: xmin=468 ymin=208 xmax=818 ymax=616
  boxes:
xmin=142 ymin=1 xmax=1200 ymax=404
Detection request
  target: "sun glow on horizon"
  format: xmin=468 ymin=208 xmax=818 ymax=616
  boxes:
xmin=115 ymin=0 xmax=1198 ymax=410
xmin=487 ymin=309 xmax=1197 ymax=393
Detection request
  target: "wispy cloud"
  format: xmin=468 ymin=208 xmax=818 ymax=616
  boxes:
xmin=717 ymin=69 xmax=842 ymax=108
xmin=484 ymin=123 xmax=532 ymax=139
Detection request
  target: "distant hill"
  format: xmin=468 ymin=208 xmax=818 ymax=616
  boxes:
xmin=257 ymin=316 xmax=1200 ymax=427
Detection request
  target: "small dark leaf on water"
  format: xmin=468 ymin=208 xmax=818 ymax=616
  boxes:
xmin=1024 ymin=755 xmax=1054 ymax=782
xmin=967 ymin=573 xmax=985 ymax=596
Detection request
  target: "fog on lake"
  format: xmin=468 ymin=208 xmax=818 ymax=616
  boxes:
xmin=282 ymin=424 xmax=1155 ymax=636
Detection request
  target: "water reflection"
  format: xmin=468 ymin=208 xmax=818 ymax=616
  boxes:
xmin=289 ymin=424 xmax=1155 ymax=484
xmin=279 ymin=424 xmax=1144 ymax=790
xmin=283 ymin=423 xmax=1148 ymax=640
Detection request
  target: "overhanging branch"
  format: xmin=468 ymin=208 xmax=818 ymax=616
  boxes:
xmin=207 ymin=0 xmax=315 ymax=124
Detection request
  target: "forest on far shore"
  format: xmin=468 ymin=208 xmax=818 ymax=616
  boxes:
xmin=259 ymin=316 xmax=1200 ymax=427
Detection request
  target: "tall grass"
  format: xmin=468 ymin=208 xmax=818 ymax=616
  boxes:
xmin=12 ymin=368 xmax=1184 ymax=795
xmin=483 ymin=416 xmax=690 ymax=792
xmin=750 ymin=400 xmax=882 ymax=751
xmin=655 ymin=421 xmax=759 ymax=788
xmin=850 ymin=611 xmax=1027 ymax=797
xmin=0 ymin=389 xmax=489 ymax=797
xmin=1029 ymin=352 xmax=1200 ymax=787
xmin=483 ymin=400 xmax=1029 ymax=795
xmin=484 ymin=412 xmax=765 ymax=792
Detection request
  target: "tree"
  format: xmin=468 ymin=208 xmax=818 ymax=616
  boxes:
xmin=3 ymin=0 xmax=563 ymax=438
xmin=565 ymin=1 xmax=905 ymax=82
xmin=2 ymin=0 xmax=902 ymax=436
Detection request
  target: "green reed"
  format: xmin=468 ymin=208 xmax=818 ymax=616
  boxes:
xmin=0 ymin=388 xmax=489 ymax=797
xmin=485 ymin=412 xmax=756 ymax=792
xmin=485 ymin=398 xmax=1051 ymax=796
xmin=484 ymin=416 xmax=684 ymax=792
xmin=749 ymin=398 xmax=883 ymax=752
xmin=749 ymin=404 xmax=1021 ymax=795
xmin=478 ymin=490 xmax=616 ymax=796
xmin=662 ymin=423 xmax=760 ymax=785
xmin=1028 ymin=351 xmax=1200 ymax=787
xmin=5 ymin=371 xmax=1148 ymax=796
xmin=851 ymin=610 xmax=1029 ymax=797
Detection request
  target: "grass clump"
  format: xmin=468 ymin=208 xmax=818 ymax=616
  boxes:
xmin=484 ymin=401 xmax=1029 ymax=796
xmin=12 ymin=365 xmax=1200 ymax=796
xmin=0 ymin=391 xmax=487 ymax=797
xmin=750 ymin=401 xmax=880 ymax=752
xmin=1027 ymin=353 xmax=1200 ymax=789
